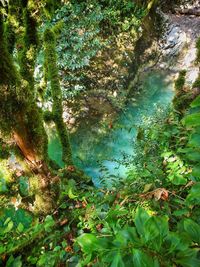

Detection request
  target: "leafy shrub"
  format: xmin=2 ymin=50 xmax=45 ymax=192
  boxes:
xmin=77 ymin=208 xmax=200 ymax=266
xmin=174 ymin=70 xmax=186 ymax=91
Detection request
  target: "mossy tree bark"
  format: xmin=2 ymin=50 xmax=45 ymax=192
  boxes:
xmin=44 ymin=28 xmax=73 ymax=166
xmin=0 ymin=4 xmax=56 ymax=214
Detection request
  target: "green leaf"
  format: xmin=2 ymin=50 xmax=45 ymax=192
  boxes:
xmin=63 ymin=179 xmax=78 ymax=199
xmin=183 ymin=113 xmax=200 ymax=127
xmin=184 ymin=219 xmax=200 ymax=244
xmin=176 ymin=248 xmax=200 ymax=267
xmin=6 ymin=255 xmax=22 ymax=267
xmin=134 ymin=208 xmax=150 ymax=236
xmin=110 ymin=251 xmax=125 ymax=267
xmin=169 ymin=174 xmax=187 ymax=185
xmin=76 ymin=233 xmax=103 ymax=254
xmin=0 ymin=177 xmax=8 ymax=194
xmin=187 ymin=150 xmax=200 ymax=162
xmin=4 ymin=220 xmax=13 ymax=234
xmin=143 ymin=216 xmax=169 ymax=251
xmin=164 ymin=233 xmax=180 ymax=254
xmin=188 ymin=133 xmax=200 ymax=147
xmin=19 ymin=176 xmax=29 ymax=197
xmin=44 ymin=215 xmax=55 ymax=232
xmin=186 ymin=183 xmax=200 ymax=205
xmin=132 ymin=249 xmax=159 ymax=267
xmin=113 ymin=227 xmax=140 ymax=247
xmin=190 ymin=95 xmax=200 ymax=107
xmin=173 ymin=209 xmax=190 ymax=217
xmin=17 ymin=222 xmax=24 ymax=233
xmin=192 ymin=165 xmax=200 ymax=181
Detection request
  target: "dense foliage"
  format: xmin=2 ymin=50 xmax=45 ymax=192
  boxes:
xmin=0 ymin=0 xmax=200 ymax=266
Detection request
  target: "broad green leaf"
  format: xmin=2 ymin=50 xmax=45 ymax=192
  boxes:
xmin=177 ymin=147 xmax=200 ymax=162
xmin=44 ymin=215 xmax=55 ymax=232
xmin=110 ymin=251 xmax=125 ymax=267
xmin=143 ymin=216 xmax=169 ymax=251
xmin=132 ymin=249 xmax=159 ymax=267
xmin=184 ymin=219 xmax=200 ymax=244
xmin=169 ymin=174 xmax=187 ymax=185
xmin=19 ymin=176 xmax=29 ymax=197
xmin=4 ymin=220 xmax=13 ymax=234
xmin=173 ymin=209 xmax=190 ymax=217
xmin=63 ymin=179 xmax=78 ymax=199
xmin=192 ymin=165 xmax=200 ymax=181
xmin=190 ymin=95 xmax=200 ymax=107
xmin=0 ymin=177 xmax=8 ymax=194
xmin=134 ymin=208 xmax=149 ymax=236
xmin=17 ymin=222 xmax=24 ymax=233
xmin=176 ymin=257 xmax=200 ymax=267
xmin=164 ymin=233 xmax=182 ymax=254
xmin=186 ymin=183 xmax=200 ymax=205
xmin=76 ymin=233 xmax=103 ymax=254
xmin=0 ymin=208 xmax=33 ymax=229
xmin=113 ymin=227 xmax=140 ymax=247
xmin=188 ymin=133 xmax=200 ymax=147
xmin=187 ymin=151 xmax=200 ymax=162
xmin=183 ymin=113 xmax=200 ymax=127
xmin=176 ymin=248 xmax=200 ymax=267
xmin=6 ymin=255 xmax=22 ymax=267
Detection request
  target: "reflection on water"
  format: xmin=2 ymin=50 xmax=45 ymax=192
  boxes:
xmin=48 ymin=72 xmax=174 ymax=187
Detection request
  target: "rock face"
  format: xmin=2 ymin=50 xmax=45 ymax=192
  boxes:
xmin=162 ymin=24 xmax=187 ymax=58
xmin=154 ymin=7 xmax=200 ymax=85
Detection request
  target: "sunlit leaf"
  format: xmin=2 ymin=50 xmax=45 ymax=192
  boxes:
xmin=183 ymin=113 xmax=200 ymax=127
xmin=76 ymin=233 xmax=103 ymax=254
xmin=190 ymin=95 xmax=200 ymax=107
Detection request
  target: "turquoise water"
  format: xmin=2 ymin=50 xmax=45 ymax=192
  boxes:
xmin=48 ymin=71 xmax=174 ymax=187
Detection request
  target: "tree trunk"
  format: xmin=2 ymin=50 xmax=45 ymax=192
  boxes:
xmin=0 ymin=5 xmax=56 ymax=214
xmin=44 ymin=28 xmax=73 ymax=166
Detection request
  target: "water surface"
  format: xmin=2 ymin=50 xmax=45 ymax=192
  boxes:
xmin=48 ymin=71 xmax=174 ymax=187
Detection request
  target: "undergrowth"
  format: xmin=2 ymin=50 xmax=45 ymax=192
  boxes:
xmin=1 ymin=91 xmax=200 ymax=266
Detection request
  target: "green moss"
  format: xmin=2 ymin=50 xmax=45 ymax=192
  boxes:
xmin=4 ymin=0 xmax=23 ymax=54
xmin=0 ymin=14 xmax=19 ymax=86
xmin=43 ymin=110 xmax=54 ymax=122
xmin=0 ymin=9 xmax=48 ymax=160
xmin=0 ymin=13 xmax=25 ymax=133
xmin=193 ymin=74 xmax=200 ymax=88
xmin=196 ymin=37 xmax=200 ymax=64
xmin=44 ymin=28 xmax=73 ymax=165
xmin=174 ymin=70 xmax=186 ymax=91
xmin=0 ymin=139 xmax=10 ymax=159
xmin=19 ymin=5 xmax=38 ymax=88
xmin=44 ymin=0 xmax=62 ymax=18
xmin=173 ymin=92 xmax=193 ymax=113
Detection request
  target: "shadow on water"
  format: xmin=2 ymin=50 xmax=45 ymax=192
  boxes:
xmin=48 ymin=71 xmax=174 ymax=187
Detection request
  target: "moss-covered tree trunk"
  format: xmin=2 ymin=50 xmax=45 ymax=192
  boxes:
xmin=0 ymin=5 xmax=55 ymax=214
xmin=44 ymin=28 xmax=73 ymax=166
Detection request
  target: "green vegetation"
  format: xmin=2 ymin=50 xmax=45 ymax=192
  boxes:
xmin=44 ymin=28 xmax=72 ymax=165
xmin=174 ymin=70 xmax=186 ymax=91
xmin=0 ymin=0 xmax=200 ymax=266
xmin=173 ymin=70 xmax=193 ymax=114
xmin=196 ymin=37 xmax=200 ymax=64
